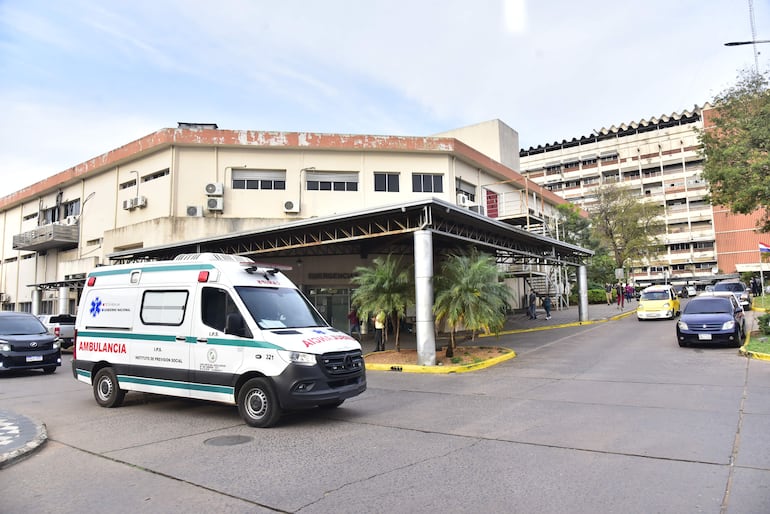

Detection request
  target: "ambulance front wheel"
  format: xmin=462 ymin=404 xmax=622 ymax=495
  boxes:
xmin=93 ymin=368 xmax=126 ymax=408
xmin=238 ymin=378 xmax=281 ymax=428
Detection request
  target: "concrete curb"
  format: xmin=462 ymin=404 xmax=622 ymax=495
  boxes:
xmin=0 ymin=415 xmax=48 ymax=470
xmin=741 ymin=306 xmax=770 ymax=360
xmin=365 ymin=347 xmax=516 ymax=374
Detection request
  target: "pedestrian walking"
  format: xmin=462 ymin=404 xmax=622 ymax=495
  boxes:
xmin=528 ymin=289 xmax=538 ymax=319
xmin=615 ymin=281 xmax=625 ymax=310
xmin=543 ymin=295 xmax=552 ymax=320
xmin=373 ymin=309 xmax=386 ymax=351
xmin=604 ymin=282 xmax=613 ymax=305
xmin=347 ymin=308 xmax=360 ymax=336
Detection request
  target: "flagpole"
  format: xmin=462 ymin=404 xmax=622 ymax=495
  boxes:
xmin=761 ymin=242 xmax=768 ymax=297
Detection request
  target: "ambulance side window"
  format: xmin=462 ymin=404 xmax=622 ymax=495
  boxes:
xmin=201 ymin=287 xmax=240 ymax=332
xmin=141 ymin=290 xmax=189 ymax=326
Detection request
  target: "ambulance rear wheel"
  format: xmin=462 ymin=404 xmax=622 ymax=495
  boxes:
xmin=238 ymin=378 xmax=281 ymax=428
xmin=93 ymin=368 xmax=126 ymax=408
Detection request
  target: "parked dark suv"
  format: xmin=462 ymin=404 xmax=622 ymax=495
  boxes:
xmin=0 ymin=312 xmax=62 ymax=373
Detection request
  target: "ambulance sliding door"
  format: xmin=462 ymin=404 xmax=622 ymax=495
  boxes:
xmin=129 ymin=289 xmax=194 ymax=397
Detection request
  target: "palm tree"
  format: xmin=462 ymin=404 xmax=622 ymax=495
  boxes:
xmin=350 ymin=255 xmax=414 ymax=351
xmin=433 ymin=248 xmax=511 ymax=358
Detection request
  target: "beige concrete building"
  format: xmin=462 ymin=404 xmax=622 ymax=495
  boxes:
xmin=519 ymin=106 xmax=718 ymax=286
xmin=0 ymin=120 xmax=584 ymax=330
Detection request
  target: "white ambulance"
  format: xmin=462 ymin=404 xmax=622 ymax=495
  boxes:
xmin=71 ymin=253 xmax=366 ymax=427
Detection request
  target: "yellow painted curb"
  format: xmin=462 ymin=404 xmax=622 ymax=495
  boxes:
xmin=364 ymin=347 xmax=516 ymax=374
xmin=479 ymin=309 xmax=635 ymax=337
xmin=740 ymin=319 xmax=770 ymax=361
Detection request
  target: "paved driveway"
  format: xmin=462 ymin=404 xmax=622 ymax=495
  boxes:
xmin=1 ymin=311 xmax=769 ymax=513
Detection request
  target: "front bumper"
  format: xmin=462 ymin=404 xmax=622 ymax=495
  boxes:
xmin=637 ymin=309 xmax=674 ymax=320
xmin=0 ymin=348 xmax=62 ymax=371
xmin=677 ymin=329 xmax=741 ymax=345
xmin=273 ymin=360 xmax=366 ymax=409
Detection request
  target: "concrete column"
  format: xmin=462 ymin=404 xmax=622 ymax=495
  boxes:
xmin=578 ymin=265 xmax=588 ymax=322
xmin=58 ymin=286 xmax=70 ymax=314
xmin=414 ymin=230 xmax=436 ymax=366
xmin=32 ymin=289 xmax=41 ymax=316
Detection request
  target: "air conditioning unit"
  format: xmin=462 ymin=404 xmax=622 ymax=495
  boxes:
xmin=122 ymin=199 xmax=133 ymax=210
xmin=283 ymin=199 xmax=300 ymax=213
xmin=134 ymin=196 xmax=147 ymax=208
xmin=64 ymin=215 xmax=79 ymax=225
xmin=469 ymin=205 xmax=486 ymax=216
xmin=206 ymin=197 xmax=224 ymax=211
xmin=457 ymin=194 xmax=474 ymax=207
xmin=205 ymin=182 xmax=224 ymax=196
xmin=186 ymin=205 xmax=204 ymax=217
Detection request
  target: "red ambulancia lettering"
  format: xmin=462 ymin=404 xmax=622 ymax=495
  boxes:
xmin=78 ymin=341 xmax=128 ymax=354
xmin=302 ymin=333 xmax=354 ymax=348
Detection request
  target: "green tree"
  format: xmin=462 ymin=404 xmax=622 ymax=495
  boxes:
xmin=554 ymin=203 xmax=596 ymax=249
xmin=350 ymin=255 xmax=414 ymax=351
xmin=433 ymin=248 xmax=512 ymax=358
xmin=587 ymin=251 xmax=616 ymax=288
xmin=590 ymin=183 xmax=664 ymax=269
xmin=698 ymin=69 xmax=770 ymax=231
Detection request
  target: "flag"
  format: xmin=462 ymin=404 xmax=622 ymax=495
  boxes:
xmin=760 ymin=242 xmax=770 ymax=253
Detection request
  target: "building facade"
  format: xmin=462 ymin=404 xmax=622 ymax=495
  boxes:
xmin=0 ymin=120 xmax=576 ymax=324
xmin=519 ymin=105 xmax=769 ymax=287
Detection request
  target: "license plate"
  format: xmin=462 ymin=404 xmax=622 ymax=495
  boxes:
xmin=698 ymin=333 xmax=712 ymax=340
xmin=26 ymin=355 xmax=43 ymax=362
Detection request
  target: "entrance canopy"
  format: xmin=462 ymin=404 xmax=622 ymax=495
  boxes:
xmin=107 ymin=198 xmax=593 ymax=265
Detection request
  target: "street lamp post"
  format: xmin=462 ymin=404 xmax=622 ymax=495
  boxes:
xmin=78 ymin=192 xmax=96 ymax=260
xmin=724 ymin=39 xmax=770 ymax=73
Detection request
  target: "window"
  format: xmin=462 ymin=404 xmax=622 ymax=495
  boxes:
xmin=141 ymin=290 xmax=188 ymax=326
xmin=232 ymin=170 xmax=287 ymax=190
xmin=600 ymin=153 xmax=618 ymax=163
xmin=41 ymin=206 xmax=59 ymax=224
xmin=201 ymin=287 xmax=240 ymax=332
xmin=374 ymin=172 xmax=400 ymax=192
xmin=145 ymin=168 xmax=170 ymax=182
xmin=306 ymin=171 xmax=358 ymax=192
xmin=455 ymin=179 xmax=475 ymax=202
xmin=412 ymin=173 xmax=443 ymax=193
xmin=64 ymin=199 xmax=80 ymax=217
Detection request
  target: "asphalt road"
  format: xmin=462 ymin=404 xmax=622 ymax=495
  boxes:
xmin=2 ymin=312 xmax=770 ymax=514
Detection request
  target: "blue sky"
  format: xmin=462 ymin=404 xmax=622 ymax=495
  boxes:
xmin=1 ymin=0 xmax=768 ymax=194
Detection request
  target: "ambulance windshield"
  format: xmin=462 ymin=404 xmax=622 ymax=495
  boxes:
xmin=236 ymin=286 xmax=327 ymax=329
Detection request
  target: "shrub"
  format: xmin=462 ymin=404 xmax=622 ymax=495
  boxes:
xmin=757 ymin=313 xmax=770 ymax=336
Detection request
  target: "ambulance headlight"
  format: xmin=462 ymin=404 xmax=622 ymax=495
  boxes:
xmin=279 ymin=350 xmax=317 ymax=366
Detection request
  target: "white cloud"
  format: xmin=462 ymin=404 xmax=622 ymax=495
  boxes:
xmin=1 ymin=0 xmax=768 ymax=190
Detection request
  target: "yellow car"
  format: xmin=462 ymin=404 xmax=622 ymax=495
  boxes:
xmin=637 ymin=285 xmax=681 ymax=320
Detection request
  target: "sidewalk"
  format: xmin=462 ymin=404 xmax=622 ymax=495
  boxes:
xmin=357 ymin=299 xmax=637 ymax=354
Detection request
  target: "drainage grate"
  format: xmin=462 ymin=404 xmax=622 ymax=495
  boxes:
xmin=204 ymin=435 xmax=253 ymax=446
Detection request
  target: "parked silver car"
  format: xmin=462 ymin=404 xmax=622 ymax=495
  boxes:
xmin=713 ymin=280 xmax=751 ymax=309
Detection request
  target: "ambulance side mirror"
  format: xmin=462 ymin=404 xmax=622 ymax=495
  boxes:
xmin=225 ymin=312 xmax=251 ymax=338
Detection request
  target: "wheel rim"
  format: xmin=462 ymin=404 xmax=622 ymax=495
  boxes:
xmin=97 ymin=376 xmax=113 ymax=402
xmin=245 ymin=388 xmax=268 ymax=419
